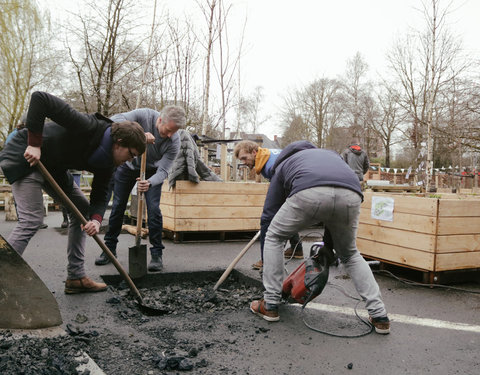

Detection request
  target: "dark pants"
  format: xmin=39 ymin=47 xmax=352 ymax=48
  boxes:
xmin=104 ymin=164 xmax=164 ymax=256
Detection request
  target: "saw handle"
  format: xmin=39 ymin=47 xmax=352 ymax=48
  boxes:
xmin=36 ymin=161 xmax=144 ymax=303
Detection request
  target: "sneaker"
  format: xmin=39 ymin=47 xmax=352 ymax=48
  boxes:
xmin=250 ymin=299 xmax=280 ymax=322
xmin=284 ymin=247 xmax=303 ymax=259
xmin=65 ymin=276 xmax=107 ymax=294
xmin=251 ymin=259 xmax=263 ymax=270
xmin=95 ymin=251 xmax=116 ymax=266
xmin=39 ymin=223 xmax=48 ymax=229
xmin=148 ymin=255 xmax=163 ymax=272
xmin=61 ymin=219 xmax=69 ymax=228
xmin=369 ymin=316 xmax=390 ymax=334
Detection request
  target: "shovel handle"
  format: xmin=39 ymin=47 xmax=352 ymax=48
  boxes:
xmin=36 ymin=161 xmax=144 ymax=303
xmin=135 ymin=151 xmax=147 ymax=247
xmin=213 ymin=230 xmax=261 ymax=290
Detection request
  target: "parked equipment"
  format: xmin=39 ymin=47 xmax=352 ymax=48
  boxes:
xmin=282 ymin=242 xmax=335 ymax=306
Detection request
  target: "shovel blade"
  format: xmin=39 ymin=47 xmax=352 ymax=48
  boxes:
xmin=0 ymin=235 xmax=62 ymax=329
xmin=128 ymin=244 xmax=147 ymax=279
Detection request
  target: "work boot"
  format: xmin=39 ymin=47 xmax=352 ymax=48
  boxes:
xmin=251 ymin=259 xmax=263 ymax=270
xmin=95 ymin=251 xmax=116 ymax=266
xmin=250 ymin=299 xmax=279 ymax=322
xmin=369 ymin=316 xmax=390 ymax=334
xmin=284 ymin=246 xmax=304 ymax=259
xmin=148 ymin=255 xmax=163 ymax=272
xmin=64 ymin=276 xmax=107 ymax=294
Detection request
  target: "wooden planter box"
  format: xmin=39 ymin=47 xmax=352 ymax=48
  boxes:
xmin=160 ymin=181 xmax=268 ymax=233
xmin=358 ymin=192 xmax=480 ymax=275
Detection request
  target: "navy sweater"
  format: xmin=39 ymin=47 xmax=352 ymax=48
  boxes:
xmin=260 ymin=141 xmax=363 ymax=242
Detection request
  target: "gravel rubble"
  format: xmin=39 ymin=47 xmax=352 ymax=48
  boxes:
xmin=1 ymin=278 xmax=265 ymax=374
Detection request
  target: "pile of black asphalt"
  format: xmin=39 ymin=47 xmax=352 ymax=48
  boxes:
xmin=1 ymin=278 xmax=267 ymax=374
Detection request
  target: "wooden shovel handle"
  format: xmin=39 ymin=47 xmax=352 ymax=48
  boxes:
xmin=135 ymin=151 xmax=147 ymax=246
xmin=213 ymin=230 xmax=261 ymax=290
xmin=36 ymin=161 xmax=143 ymax=303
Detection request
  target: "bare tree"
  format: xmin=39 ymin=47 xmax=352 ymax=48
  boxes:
xmin=196 ymin=0 xmax=219 ymax=135
xmin=0 ymin=0 xmax=60 ymax=141
xmin=65 ymin=0 xmax=148 ymax=116
xmin=298 ymin=77 xmax=343 ymax=148
xmin=371 ymin=83 xmax=406 ymax=167
xmin=238 ymin=86 xmax=269 ymax=134
xmin=387 ymin=0 xmax=469 ymax=188
xmin=341 ymin=52 xmax=371 ymax=141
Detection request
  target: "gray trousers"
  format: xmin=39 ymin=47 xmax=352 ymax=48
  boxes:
xmin=263 ymin=186 xmax=387 ymax=318
xmin=8 ymin=170 xmax=89 ymax=279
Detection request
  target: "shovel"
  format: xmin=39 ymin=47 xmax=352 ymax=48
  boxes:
xmin=128 ymin=151 xmax=147 ymax=278
xmin=0 ymin=234 xmax=63 ymax=329
xmin=213 ymin=230 xmax=261 ymax=290
xmin=36 ymin=161 xmax=168 ymax=316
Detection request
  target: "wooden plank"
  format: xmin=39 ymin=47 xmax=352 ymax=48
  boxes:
xmin=357 ymin=238 xmax=435 ymax=271
xmin=362 ymin=192 xmax=438 ymax=216
xmin=436 ymin=252 xmax=480 ymax=271
xmin=437 ymin=199 xmax=480 ymax=217
xmin=161 ymin=205 xmax=262 ymax=220
xmin=358 ymin=223 xmax=436 ymax=252
xmin=436 ymin=234 xmax=480 ymax=253
xmin=163 ymin=218 xmax=260 ymax=232
xmin=161 ymin=204 xmax=263 ymax=220
xmin=166 ymin=180 xmax=269 ymax=194
xmin=437 ymin=217 xmax=480 ymax=235
xmin=161 ymin=204 xmax=175 ymax=218
xmin=359 ymin=208 xmax=437 ymax=234
xmin=370 ymin=185 xmax=421 ymax=193
xmin=163 ymin=216 xmax=176 ymax=231
xmin=161 ymin=193 xmax=266 ymax=207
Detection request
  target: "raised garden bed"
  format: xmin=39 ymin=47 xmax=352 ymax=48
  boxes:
xmin=358 ymin=191 xmax=480 ymax=282
xmin=160 ymin=181 xmax=268 ymax=233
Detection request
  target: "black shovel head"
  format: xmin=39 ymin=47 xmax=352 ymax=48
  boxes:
xmin=128 ymin=244 xmax=147 ymax=279
xmin=0 ymin=235 xmax=63 ymax=329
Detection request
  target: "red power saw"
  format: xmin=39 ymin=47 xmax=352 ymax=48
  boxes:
xmin=282 ymin=242 xmax=336 ymax=306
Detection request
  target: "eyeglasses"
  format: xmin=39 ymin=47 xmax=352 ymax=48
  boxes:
xmin=128 ymin=148 xmax=136 ymax=159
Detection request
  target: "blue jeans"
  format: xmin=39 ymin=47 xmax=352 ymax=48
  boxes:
xmin=263 ymin=186 xmax=387 ymax=318
xmin=104 ymin=164 xmax=164 ymax=256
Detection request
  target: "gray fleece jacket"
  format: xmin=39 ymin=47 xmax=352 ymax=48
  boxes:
xmin=110 ymin=109 xmax=180 ymax=186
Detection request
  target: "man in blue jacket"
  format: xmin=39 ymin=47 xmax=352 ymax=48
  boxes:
xmin=249 ymin=141 xmax=390 ymax=334
xmin=0 ymin=91 xmax=146 ymax=294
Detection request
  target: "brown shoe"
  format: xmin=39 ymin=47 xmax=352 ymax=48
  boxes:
xmin=369 ymin=316 xmax=390 ymax=334
xmin=65 ymin=276 xmax=108 ymax=294
xmin=284 ymin=247 xmax=303 ymax=259
xmin=250 ymin=299 xmax=279 ymax=322
xmin=252 ymin=259 xmax=263 ymax=270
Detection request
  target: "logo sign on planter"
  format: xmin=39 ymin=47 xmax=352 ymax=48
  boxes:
xmin=371 ymin=196 xmax=394 ymax=221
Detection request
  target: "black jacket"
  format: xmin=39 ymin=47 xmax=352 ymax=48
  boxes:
xmin=0 ymin=91 xmax=114 ymax=220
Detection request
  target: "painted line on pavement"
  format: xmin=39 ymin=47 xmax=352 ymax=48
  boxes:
xmin=296 ymin=302 xmax=480 ymax=333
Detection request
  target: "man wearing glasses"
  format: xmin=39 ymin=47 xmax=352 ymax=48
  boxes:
xmin=0 ymin=91 xmax=146 ymax=294
xmin=95 ymin=105 xmax=185 ymax=272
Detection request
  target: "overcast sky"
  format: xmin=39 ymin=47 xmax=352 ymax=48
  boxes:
xmin=164 ymin=0 xmax=480 ymax=138
xmin=42 ymin=0 xmax=480 ymax=138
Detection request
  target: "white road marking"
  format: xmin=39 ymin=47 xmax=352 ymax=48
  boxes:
xmin=294 ymin=302 xmax=480 ymax=333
